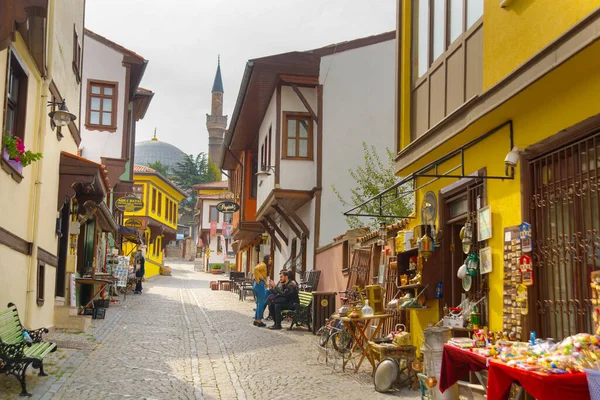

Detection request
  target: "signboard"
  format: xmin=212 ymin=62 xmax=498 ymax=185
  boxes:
xmin=519 ymin=222 xmax=532 ymax=253
xmin=210 ymin=221 xmax=217 ymax=237
xmin=216 ymin=201 xmax=240 ymax=213
xmin=176 ymin=233 xmax=184 ymax=240
xmin=124 ymin=219 xmax=143 ymax=229
xmin=115 ymin=195 xmax=144 ymax=212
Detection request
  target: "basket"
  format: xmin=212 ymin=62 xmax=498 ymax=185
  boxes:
xmin=585 ymin=369 xmax=600 ymax=400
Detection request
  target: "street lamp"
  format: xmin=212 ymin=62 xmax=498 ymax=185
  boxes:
xmin=48 ymin=101 xmax=76 ymax=127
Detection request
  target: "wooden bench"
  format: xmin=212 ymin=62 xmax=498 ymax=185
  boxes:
xmin=282 ymin=291 xmax=313 ymax=331
xmin=0 ymin=303 xmax=57 ymax=396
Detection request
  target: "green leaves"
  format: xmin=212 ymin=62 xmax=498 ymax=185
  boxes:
xmin=147 ymin=161 xmax=169 ymax=177
xmin=331 ymin=142 xmax=413 ymax=231
xmin=171 ymin=153 xmax=220 ymax=221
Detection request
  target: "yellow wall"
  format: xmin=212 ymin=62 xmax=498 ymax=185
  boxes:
xmin=400 ymin=39 xmax=600 ymax=333
xmin=123 ymin=173 xmax=183 ymax=277
xmin=483 ymin=0 xmax=600 ymax=89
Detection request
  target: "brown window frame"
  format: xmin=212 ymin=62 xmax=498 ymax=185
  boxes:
xmin=268 ymin=126 xmax=272 ymax=167
xmin=158 ymin=192 xmax=162 ymax=216
xmin=209 ymin=205 xmax=219 ymax=223
xmin=85 ymin=79 xmax=118 ymax=132
xmin=5 ymin=50 xmax=28 ymax=142
xmin=282 ymin=112 xmax=313 ymax=160
xmin=413 ymin=0 xmax=483 ymax=81
xmin=151 ymin=188 xmax=157 ymax=213
xmin=72 ymin=25 xmax=82 ymax=82
xmin=37 ymin=262 xmax=45 ymax=306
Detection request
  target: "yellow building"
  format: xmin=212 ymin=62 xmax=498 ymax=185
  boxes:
xmin=123 ymin=164 xmax=186 ymax=277
xmin=0 ymin=1 xmax=85 ymax=329
xmin=350 ymin=1 xmax=600 ymax=345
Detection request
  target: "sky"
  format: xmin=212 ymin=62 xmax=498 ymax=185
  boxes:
xmin=85 ymin=0 xmax=397 ymax=157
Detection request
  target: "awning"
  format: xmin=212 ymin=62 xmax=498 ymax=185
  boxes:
xmin=344 ymin=121 xmax=516 ymax=219
xmin=57 ymin=152 xmax=109 ymax=211
xmin=119 ymin=225 xmax=141 ymax=244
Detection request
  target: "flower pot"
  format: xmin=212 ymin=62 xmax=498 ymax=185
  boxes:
xmin=211 ymin=269 xmax=222 ymax=275
xmin=3 ymin=149 xmax=23 ymax=175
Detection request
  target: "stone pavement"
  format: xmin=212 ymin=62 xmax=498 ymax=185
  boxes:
xmin=1 ymin=261 xmax=421 ymax=400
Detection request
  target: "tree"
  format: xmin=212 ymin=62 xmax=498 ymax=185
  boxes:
xmin=171 ymin=153 xmax=220 ymax=220
xmin=147 ymin=161 xmax=169 ymax=177
xmin=332 ymin=142 xmax=413 ymax=231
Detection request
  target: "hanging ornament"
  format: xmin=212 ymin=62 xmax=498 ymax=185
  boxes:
xmin=419 ymin=233 xmax=434 ymax=261
xmin=466 ymin=253 xmax=479 ymax=276
xmin=461 ymin=220 xmax=473 ymax=254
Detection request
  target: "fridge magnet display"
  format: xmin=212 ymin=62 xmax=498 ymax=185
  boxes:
xmin=519 ymin=222 xmax=532 ymax=253
xmin=520 ymin=255 xmax=534 ymax=286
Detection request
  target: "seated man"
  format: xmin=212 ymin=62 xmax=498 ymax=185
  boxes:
xmin=267 ymin=270 xmax=299 ymax=330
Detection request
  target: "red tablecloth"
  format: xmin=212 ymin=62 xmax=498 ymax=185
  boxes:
xmin=439 ymin=344 xmax=489 ymax=392
xmin=487 ymin=359 xmax=590 ymax=400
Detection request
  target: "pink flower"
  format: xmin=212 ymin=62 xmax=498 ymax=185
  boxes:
xmin=14 ymin=157 xmax=20 ymax=162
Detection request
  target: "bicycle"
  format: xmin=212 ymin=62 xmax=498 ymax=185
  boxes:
xmin=315 ymin=288 xmax=362 ymax=354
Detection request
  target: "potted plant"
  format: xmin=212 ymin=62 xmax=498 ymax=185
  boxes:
xmin=211 ymin=264 xmax=223 ymax=275
xmin=3 ymin=132 xmax=43 ymax=174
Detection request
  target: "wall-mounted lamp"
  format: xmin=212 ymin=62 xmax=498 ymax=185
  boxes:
xmin=504 ymin=146 xmax=520 ymax=177
xmin=48 ymin=101 xmax=76 ymax=127
xmin=256 ymin=165 xmax=275 ymax=178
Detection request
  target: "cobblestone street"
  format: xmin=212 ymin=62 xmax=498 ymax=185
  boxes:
xmin=1 ymin=262 xmax=420 ymax=400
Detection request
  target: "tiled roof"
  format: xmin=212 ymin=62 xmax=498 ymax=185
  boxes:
xmin=84 ymin=29 xmax=145 ymax=61
xmin=357 ymin=219 xmax=411 ymax=243
xmin=192 ymin=180 xmax=228 ymax=190
xmin=133 ymin=164 xmax=156 ymax=173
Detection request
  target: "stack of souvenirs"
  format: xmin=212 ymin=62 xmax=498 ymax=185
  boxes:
xmin=460 ymin=332 xmax=600 ymax=375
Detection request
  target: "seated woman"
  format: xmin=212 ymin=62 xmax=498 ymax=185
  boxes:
xmin=267 ymin=270 xmax=299 ymax=330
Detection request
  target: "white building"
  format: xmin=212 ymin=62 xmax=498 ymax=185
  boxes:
xmin=221 ymin=32 xmax=396 ymax=280
xmin=79 ymin=29 xmax=153 ymax=191
xmin=194 ymin=181 xmax=235 ymax=271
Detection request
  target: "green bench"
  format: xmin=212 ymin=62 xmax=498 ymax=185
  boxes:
xmin=0 ymin=303 xmax=57 ymax=397
xmin=282 ymin=291 xmax=313 ymax=331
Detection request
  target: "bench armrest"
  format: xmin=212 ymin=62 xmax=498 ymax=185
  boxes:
xmin=0 ymin=339 xmax=26 ymax=361
xmin=25 ymin=327 xmax=49 ymax=343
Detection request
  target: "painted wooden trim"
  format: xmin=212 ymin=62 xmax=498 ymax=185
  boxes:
xmin=272 ymin=204 xmax=302 ymax=239
xmin=280 ymin=202 xmax=310 ymax=238
xmin=289 ymin=83 xmax=317 ymax=121
xmin=0 ymin=227 xmax=32 ymax=255
xmin=264 ymin=214 xmax=288 ymax=244
xmin=275 ymin=83 xmax=281 ymax=185
xmin=260 ymin=221 xmax=281 ymax=251
xmin=37 ymin=247 xmax=58 ymax=267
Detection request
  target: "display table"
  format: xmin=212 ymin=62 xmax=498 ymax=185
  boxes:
xmin=439 ymin=344 xmax=591 ymax=400
xmin=76 ymin=277 xmax=115 ymax=312
xmin=341 ymin=314 xmax=391 ymax=373
xmin=487 ymin=359 xmax=590 ymax=400
xmin=439 ymin=344 xmax=488 ymax=393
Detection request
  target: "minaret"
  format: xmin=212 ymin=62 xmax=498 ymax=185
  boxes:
xmin=206 ymin=56 xmax=227 ymax=176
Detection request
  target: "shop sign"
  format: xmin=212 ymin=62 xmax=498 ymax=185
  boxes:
xmin=520 ymin=255 xmax=534 ymax=286
xmin=124 ymin=219 xmax=143 ymax=229
xmin=519 ymin=222 xmax=532 ymax=253
xmin=115 ymin=195 xmax=144 ymax=212
xmin=216 ymin=201 xmax=240 ymax=213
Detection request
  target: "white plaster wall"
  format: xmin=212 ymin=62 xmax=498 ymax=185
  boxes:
xmin=279 ymin=86 xmax=318 ymax=191
xmin=318 ymin=39 xmax=396 ymax=247
xmin=256 ymin=92 xmax=277 ymax=207
xmin=48 ymin=0 xmax=84 ymax=124
xmin=271 ymin=198 xmax=316 ymax=279
xmin=80 ymin=35 xmax=126 ymax=163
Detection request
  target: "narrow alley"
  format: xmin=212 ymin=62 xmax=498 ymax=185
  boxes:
xmin=1 ymin=262 xmax=419 ymax=400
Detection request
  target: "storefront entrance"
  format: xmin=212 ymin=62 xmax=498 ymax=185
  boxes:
xmin=526 ymin=128 xmax=600 ymax=339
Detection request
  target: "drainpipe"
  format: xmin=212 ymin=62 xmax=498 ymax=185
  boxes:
xmin=24 ymin=76 xmax=52 ymax=327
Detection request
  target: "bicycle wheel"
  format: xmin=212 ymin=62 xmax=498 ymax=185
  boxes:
xmin=332 ymin=329 xmax=353 ymax=354
xmin=316 ymin=326 xmax=330 ymax=348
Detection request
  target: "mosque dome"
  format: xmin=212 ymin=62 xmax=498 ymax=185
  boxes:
xmin=134 ymin=135 xmax=187 ymax=171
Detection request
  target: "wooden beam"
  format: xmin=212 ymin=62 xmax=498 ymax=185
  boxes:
xmin=280 ymin=202 xmax=310 ymax=238
xmin=272 ymin=204 xmax=302 ymax=238
xmin=264 ymin=214 xmax=288 ymax=245
xmin=260 ymin=221 xmax=282 ymax=251
xmin=275 ymin=83 xmax=281 ymax=186
xmin=290 ymin=83 xmax=317 ymax=121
